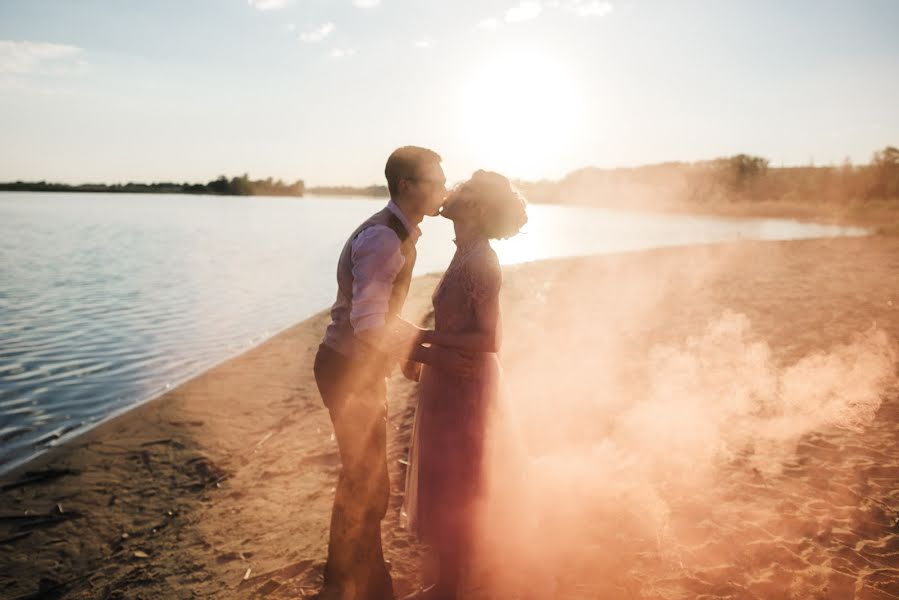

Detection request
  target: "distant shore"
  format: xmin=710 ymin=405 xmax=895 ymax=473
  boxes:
xmin=5 ymin=145 xmax=897 ymax=231
xmin=0 ymin=182 xmax=395 ymax=199
xmin=0 ymin=175 xmax=305 ymax=197
xmin=1 ymin=234 xmax=897 ymax=598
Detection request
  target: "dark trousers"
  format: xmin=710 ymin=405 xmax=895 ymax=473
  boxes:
xmin=314 ymin=344 xmax=395 ymax=600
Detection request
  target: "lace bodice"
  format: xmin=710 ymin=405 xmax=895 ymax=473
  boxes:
xmin=432 ymin=238 xmax=501 ymax=334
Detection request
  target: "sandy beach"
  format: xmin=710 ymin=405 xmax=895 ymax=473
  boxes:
xmin=2 ymin=234 xmax=898 ymax=599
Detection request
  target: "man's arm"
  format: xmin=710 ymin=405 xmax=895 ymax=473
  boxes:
xmin=358 ymin=315 xmax=425 ymax=357
xmin=349 ymin=226 xmax=479 ymax=379
xmin=349 ymin=226 xmax=422 ymax=356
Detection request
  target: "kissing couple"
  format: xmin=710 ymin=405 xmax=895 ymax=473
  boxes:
xmin=313 ymin=146 xmax=529 ymax=600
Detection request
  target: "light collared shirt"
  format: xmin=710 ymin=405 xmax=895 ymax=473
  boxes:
xmin=349 ymin=201 xmax=421 ymax=333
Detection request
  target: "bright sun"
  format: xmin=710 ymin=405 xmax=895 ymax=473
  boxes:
xmin=459 ymin=46 xmax=583 ymax=180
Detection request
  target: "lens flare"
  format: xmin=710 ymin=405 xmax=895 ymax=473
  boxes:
xmin=459 ymin=45 xmax=584 ymax=179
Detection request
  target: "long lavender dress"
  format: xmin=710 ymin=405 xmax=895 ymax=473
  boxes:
xmin=403 ymin=238 xmax=502 ymax=547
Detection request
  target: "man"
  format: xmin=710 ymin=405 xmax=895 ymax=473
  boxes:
xmin=313 ymin=146 xmax=451 ymax=600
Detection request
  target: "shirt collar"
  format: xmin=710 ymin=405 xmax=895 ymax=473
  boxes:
xmin=387 ymin=200 xmax=422 ymax=242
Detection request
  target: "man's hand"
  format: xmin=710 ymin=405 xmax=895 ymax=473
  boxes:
xmin=389 ymin=319 xmax=423 ymax=344
xmin=401 ymin=360 xmax=422 ymax=382
xmin=383 ymin=319 xmax=425 ymax=356
xmin=357 ymin=318 xmax=423 ymax=357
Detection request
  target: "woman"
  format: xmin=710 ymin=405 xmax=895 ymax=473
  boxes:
xmin=403 ymin=170 xmax=528 ymax=599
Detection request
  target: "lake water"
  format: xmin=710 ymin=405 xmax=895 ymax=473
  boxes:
xmin=0 ymin=192 xmax=866 ymax=473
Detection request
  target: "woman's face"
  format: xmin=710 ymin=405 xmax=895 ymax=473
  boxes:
xmin=440 ymin=191 xmax=482 ymax=225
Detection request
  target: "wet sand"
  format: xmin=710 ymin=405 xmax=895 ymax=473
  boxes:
xmin=1 ymin=235 xmax=898 ymax=599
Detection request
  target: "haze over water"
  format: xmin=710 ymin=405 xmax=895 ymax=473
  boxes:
xmin=0 ymin=191 xmax=865 ymax=473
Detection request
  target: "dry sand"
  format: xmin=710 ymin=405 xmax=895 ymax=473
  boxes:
xmin=1 ymin=235 xmax=898 ymax=599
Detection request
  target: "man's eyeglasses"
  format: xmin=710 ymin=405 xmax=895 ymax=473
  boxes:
xmin=409 ymin=177 xmax=447 ymax=190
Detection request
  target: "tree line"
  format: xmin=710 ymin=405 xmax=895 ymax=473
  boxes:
xmin=0 ymin=174 xmax=305 ymax=197
xmin=305 ymin=185 xmax=388 ymax=197
xmin=516 ymin=145 xmax=899 ymax=209
xmin=0 ymin=177 xmax=395 ymax=199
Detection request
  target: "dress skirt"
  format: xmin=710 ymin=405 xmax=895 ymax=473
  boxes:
xmin=403 ymin=353 xmax=501 ymax=548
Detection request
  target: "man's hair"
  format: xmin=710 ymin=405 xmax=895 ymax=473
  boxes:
xmin=384 ymin=146 xmax=442 ymax=198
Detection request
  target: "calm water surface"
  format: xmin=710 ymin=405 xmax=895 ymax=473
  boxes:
xmin=0 ymin=192 xmax=866 ymax=473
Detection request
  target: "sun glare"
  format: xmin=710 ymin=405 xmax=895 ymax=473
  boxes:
xmin=459 ymin=46 xmax=583 ymax=180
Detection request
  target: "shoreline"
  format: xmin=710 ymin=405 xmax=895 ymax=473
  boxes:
xmin=0 ymin=319 xmax=314 ymax=479
xmin=0 ymin=208 xmax=872 ymax=479
xmin=2 ymin=235 xmax=898 ymax=598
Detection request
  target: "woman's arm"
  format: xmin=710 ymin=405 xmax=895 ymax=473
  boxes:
xmin=407 ymin=343 xmax=478 ymax=379
xmin=401 ymin=301 xmax=497 ymax=379
xmin=419 ymin=325 xmax=497 ymax=353
xmin=404 ymin=250 xmax=502 ymax=374
xmin=420 ymin=272 xmax=502 ymax=353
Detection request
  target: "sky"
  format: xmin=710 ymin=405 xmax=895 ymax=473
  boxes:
xmin=1 ymin=0 xmax=898 ymax=186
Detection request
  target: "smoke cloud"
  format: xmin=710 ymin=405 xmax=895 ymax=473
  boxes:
xmin=473 ymin=249 xmax=898 ymax=596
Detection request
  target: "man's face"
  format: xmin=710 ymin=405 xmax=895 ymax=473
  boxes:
xmin=407 ymin=162 xmax=447 ymax=217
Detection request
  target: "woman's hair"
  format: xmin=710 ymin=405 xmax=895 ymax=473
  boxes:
xmin=447 ymin=170 xmax=528 ymax=239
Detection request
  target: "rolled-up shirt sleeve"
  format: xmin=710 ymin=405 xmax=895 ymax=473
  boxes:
xmin=350 ymin=226 xmax=406 ymax=333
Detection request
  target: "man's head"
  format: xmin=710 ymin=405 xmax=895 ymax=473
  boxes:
xmin=385 ymin=146 xmax=446 ymax=219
